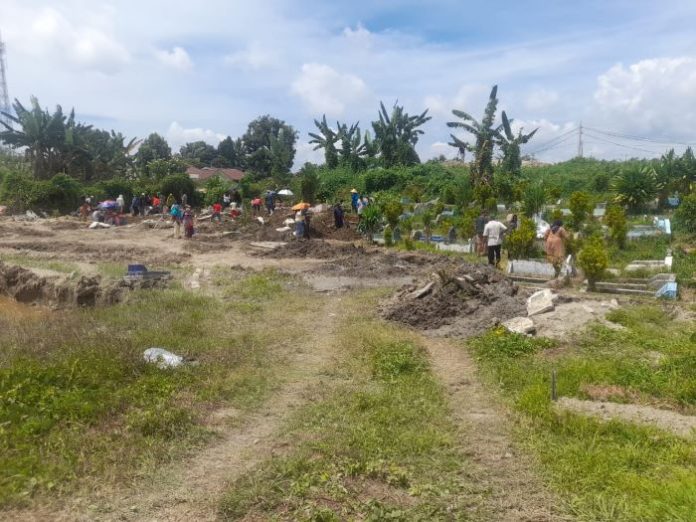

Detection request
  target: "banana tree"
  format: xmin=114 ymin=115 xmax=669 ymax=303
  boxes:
xmin=372 ymin=101 xmax=431 ymax=167
xmin=308 ymin=115 xmax=339 ymax=169
xmin=497 ymin=111 xmax=538 ymax=177
xmin=0 ymin=96 xmax=69 ymax=179
xmin=447 ymin=85 xmax=503 ymax=187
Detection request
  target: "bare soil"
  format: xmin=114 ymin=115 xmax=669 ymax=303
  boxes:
xmin=0 ymin=261 xmax=145 ymax=307
xmin=557 ymin=397 xmax=696 ymax=438
xmin=382 ymin=265 xmax=527 ymax=336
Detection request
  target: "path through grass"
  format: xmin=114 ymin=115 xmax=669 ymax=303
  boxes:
xmin=469 ymin=305 xmax=696 ymax=521
xmin=221 ymin=293 xmax=476 ymax=520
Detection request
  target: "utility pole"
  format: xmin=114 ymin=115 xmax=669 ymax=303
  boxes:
xmin=577 ymin=122 xmax=583 ymax=158
xmin=0 ymin=31 xmax=10 ymax=130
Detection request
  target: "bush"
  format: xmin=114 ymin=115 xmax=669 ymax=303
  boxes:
xmin=506 ymin=217 xmax=537 ymax=259
xmin=568 ymin=191 xmax=593 ymax=228
xmin=0 ymin=170 xmax=39 ymax=211
xmin=522 ymin=183 xmax=547 ymax=217
xmin=299 ymin=164 xmax=319 ymax=204
xmin=605 ymin=205 xmax=628 ymax=248
xmin=357 ymin=205 xmax=382 ymax=241
xmin=203 ymin=175 xmax=231 ymax=206
xmin=674 ymin=194 xmax=696 ymax=234
xmin=578 ymin=235 xmax=608 ymax=290
xmin=159 ymin=174 xmax=195 ymax=203
xmin=378 ymin=195 xmax=403 ymax=229
xmin=383 ymin=225 xmax=393 ymax=247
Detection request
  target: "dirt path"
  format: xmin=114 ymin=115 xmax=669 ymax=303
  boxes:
xmin=423 ymin=337 xmax=571 ymax=521
xmin=6 ymin=296 xmax=342 ymax=522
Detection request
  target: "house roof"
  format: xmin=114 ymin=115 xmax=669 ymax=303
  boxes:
xmin=187 ymin=166 xmax=246 ymax=182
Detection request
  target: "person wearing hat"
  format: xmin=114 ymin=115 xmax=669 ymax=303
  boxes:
xmin=350 ymin=189 xmax=360 ymax=214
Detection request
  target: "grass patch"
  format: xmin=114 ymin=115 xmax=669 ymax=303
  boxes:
xmin=220 ymin=299 xmax=473 ymax=520
xmin=607 ymin=236 xmax=670 ymax=269
xmin=469 ymin=305 xmax=696 ymax=520
xmin=0 ymin=253 xmax=80 ymax=274
xmin=0 ymin=270 xmax=316 ymax=507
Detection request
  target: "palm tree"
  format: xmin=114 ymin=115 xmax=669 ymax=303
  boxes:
xmin=611 ymin=166 xmax=659 ymax=212
xmin=447 ymin=85 xmax=503 ymax=187
xmin=308 ymin=115 xmax=339 ymax=168
xmin=498 ymin=111 xmax=537 ymax=177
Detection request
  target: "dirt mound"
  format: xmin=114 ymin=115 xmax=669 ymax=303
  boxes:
xmin=382 ymin=266 xmax=525 ymax=335
xmin=0 ymin=262 xmax=168 ymax=308
xmin=263 ymin=240 xmax=366 ymax=259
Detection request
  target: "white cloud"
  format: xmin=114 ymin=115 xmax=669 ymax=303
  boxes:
xmin=11 ymin=6 xmax=130 ymax=73
xmin=291 ymin=63 xmax=370 ymax=117
xmin=224 ymin=42 xmax=276 ymax=70
xmin=525 ymin=88 xmax=559 ymax=111
xmin=294 ymin=141 xmax=325 ymax=168
xmin=428 ymin=141 xmax=457 ymax=160
xmin=166 ymin=122 xmax=226 ymax=151
xmin=593 ymin=57 xmax=696 ymax=137
xmin=155 ymin=47 xmax=193 ymax=71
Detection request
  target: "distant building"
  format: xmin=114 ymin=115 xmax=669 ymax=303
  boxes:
xmin=186 ymin=166 xmax=246 ymax=183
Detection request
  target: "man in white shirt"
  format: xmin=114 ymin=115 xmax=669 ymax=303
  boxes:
xmin=482 ymin=218 xmax=507 ymax=267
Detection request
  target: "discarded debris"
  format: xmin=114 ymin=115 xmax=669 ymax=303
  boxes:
xmin=526 ymin=289 xmax=557 ymax=316
xmin=143 ymin=347 xmax=184 ymax=368
xmin=503 ymin=316 xmax=536 ymax=335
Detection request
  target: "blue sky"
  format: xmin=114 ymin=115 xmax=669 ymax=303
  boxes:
xmin=5 ymin=0 xmax=696 ymax=166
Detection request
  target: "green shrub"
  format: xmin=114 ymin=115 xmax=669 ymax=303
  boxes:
xmin=159 ymin=174 xmax=195 ymax=203
xmin=378 ymin=194 xmax=403 ymax=228
xmin=357 ymin=205 xmax=382 ymax=241
xmin=578 ymin=235 xmax=608 ymax=290
xmin=383 ymin=225 xmax=393 ymax=246
xmin=605 ymin=205 xmax=628 ymax=249
xmin=674 ymin=194 xmax=696 ymax=234
xmin=299 ymin=164 xmax=319 ymax=203
xmin=522 ymin=183 xmax=547 ymax=217
xmin=506 ymin=217 xmax=537 ymax=259
xmin=568 ymin=191 xmax=593 ymax=228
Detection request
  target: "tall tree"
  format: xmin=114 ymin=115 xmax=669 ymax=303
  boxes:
xmin=498 ymin=111 xmax=537 ymax=177
xmin=336 ymin=121 xmax=368 ymax=171
xmin=447 ymin=85 xmax=502 ymax=187
xmin=135 ymin=133 xmax=171 ymax=176
xmin=179 ymin=140 xmax=217 ymax=167
xmin=371 ymin=102 xmax=431 ymax=168
xmin=242 ymin=115 xmax=297 ymax=179
xmin=217 ymin=136 xmax=243 ymax=168
xmin=308 ymin=115 xmax=339 ymax=169
xmin=0 ymin=97 xmax=69 ymax=179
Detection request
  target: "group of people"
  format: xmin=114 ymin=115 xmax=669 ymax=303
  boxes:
xmin=476 ymin=210 xmax=568 ymax=276
xmin=350 ymin=189 xmax=371 ymax=216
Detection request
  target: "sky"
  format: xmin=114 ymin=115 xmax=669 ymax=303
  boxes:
xmin=4 ymin=0 xmax=696 ymax=167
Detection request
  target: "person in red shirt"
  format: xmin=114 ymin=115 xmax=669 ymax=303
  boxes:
xmin=212 ymin=202 xmax=223 ymax=223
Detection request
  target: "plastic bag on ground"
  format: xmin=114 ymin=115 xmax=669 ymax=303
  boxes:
xmin=143 ymin=347 xmax=184 ymax=368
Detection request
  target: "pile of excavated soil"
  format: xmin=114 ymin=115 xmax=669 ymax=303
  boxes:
xmin=382 ymin=265 xmax=526 ymax=336
xmin=263 ymin=240 xmax=458 ymax=277
xmin=0 ymin=262 xmax=168 ymax=308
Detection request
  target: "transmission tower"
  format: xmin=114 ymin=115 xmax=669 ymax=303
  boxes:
xmin=577 ymin=121 xmax=584 ymax=158
xmin=0 ymin=31 xmax=11 ymax=129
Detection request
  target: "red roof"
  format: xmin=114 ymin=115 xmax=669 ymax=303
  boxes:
xmin=187 ymin=166 xmax=246 ymax=182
